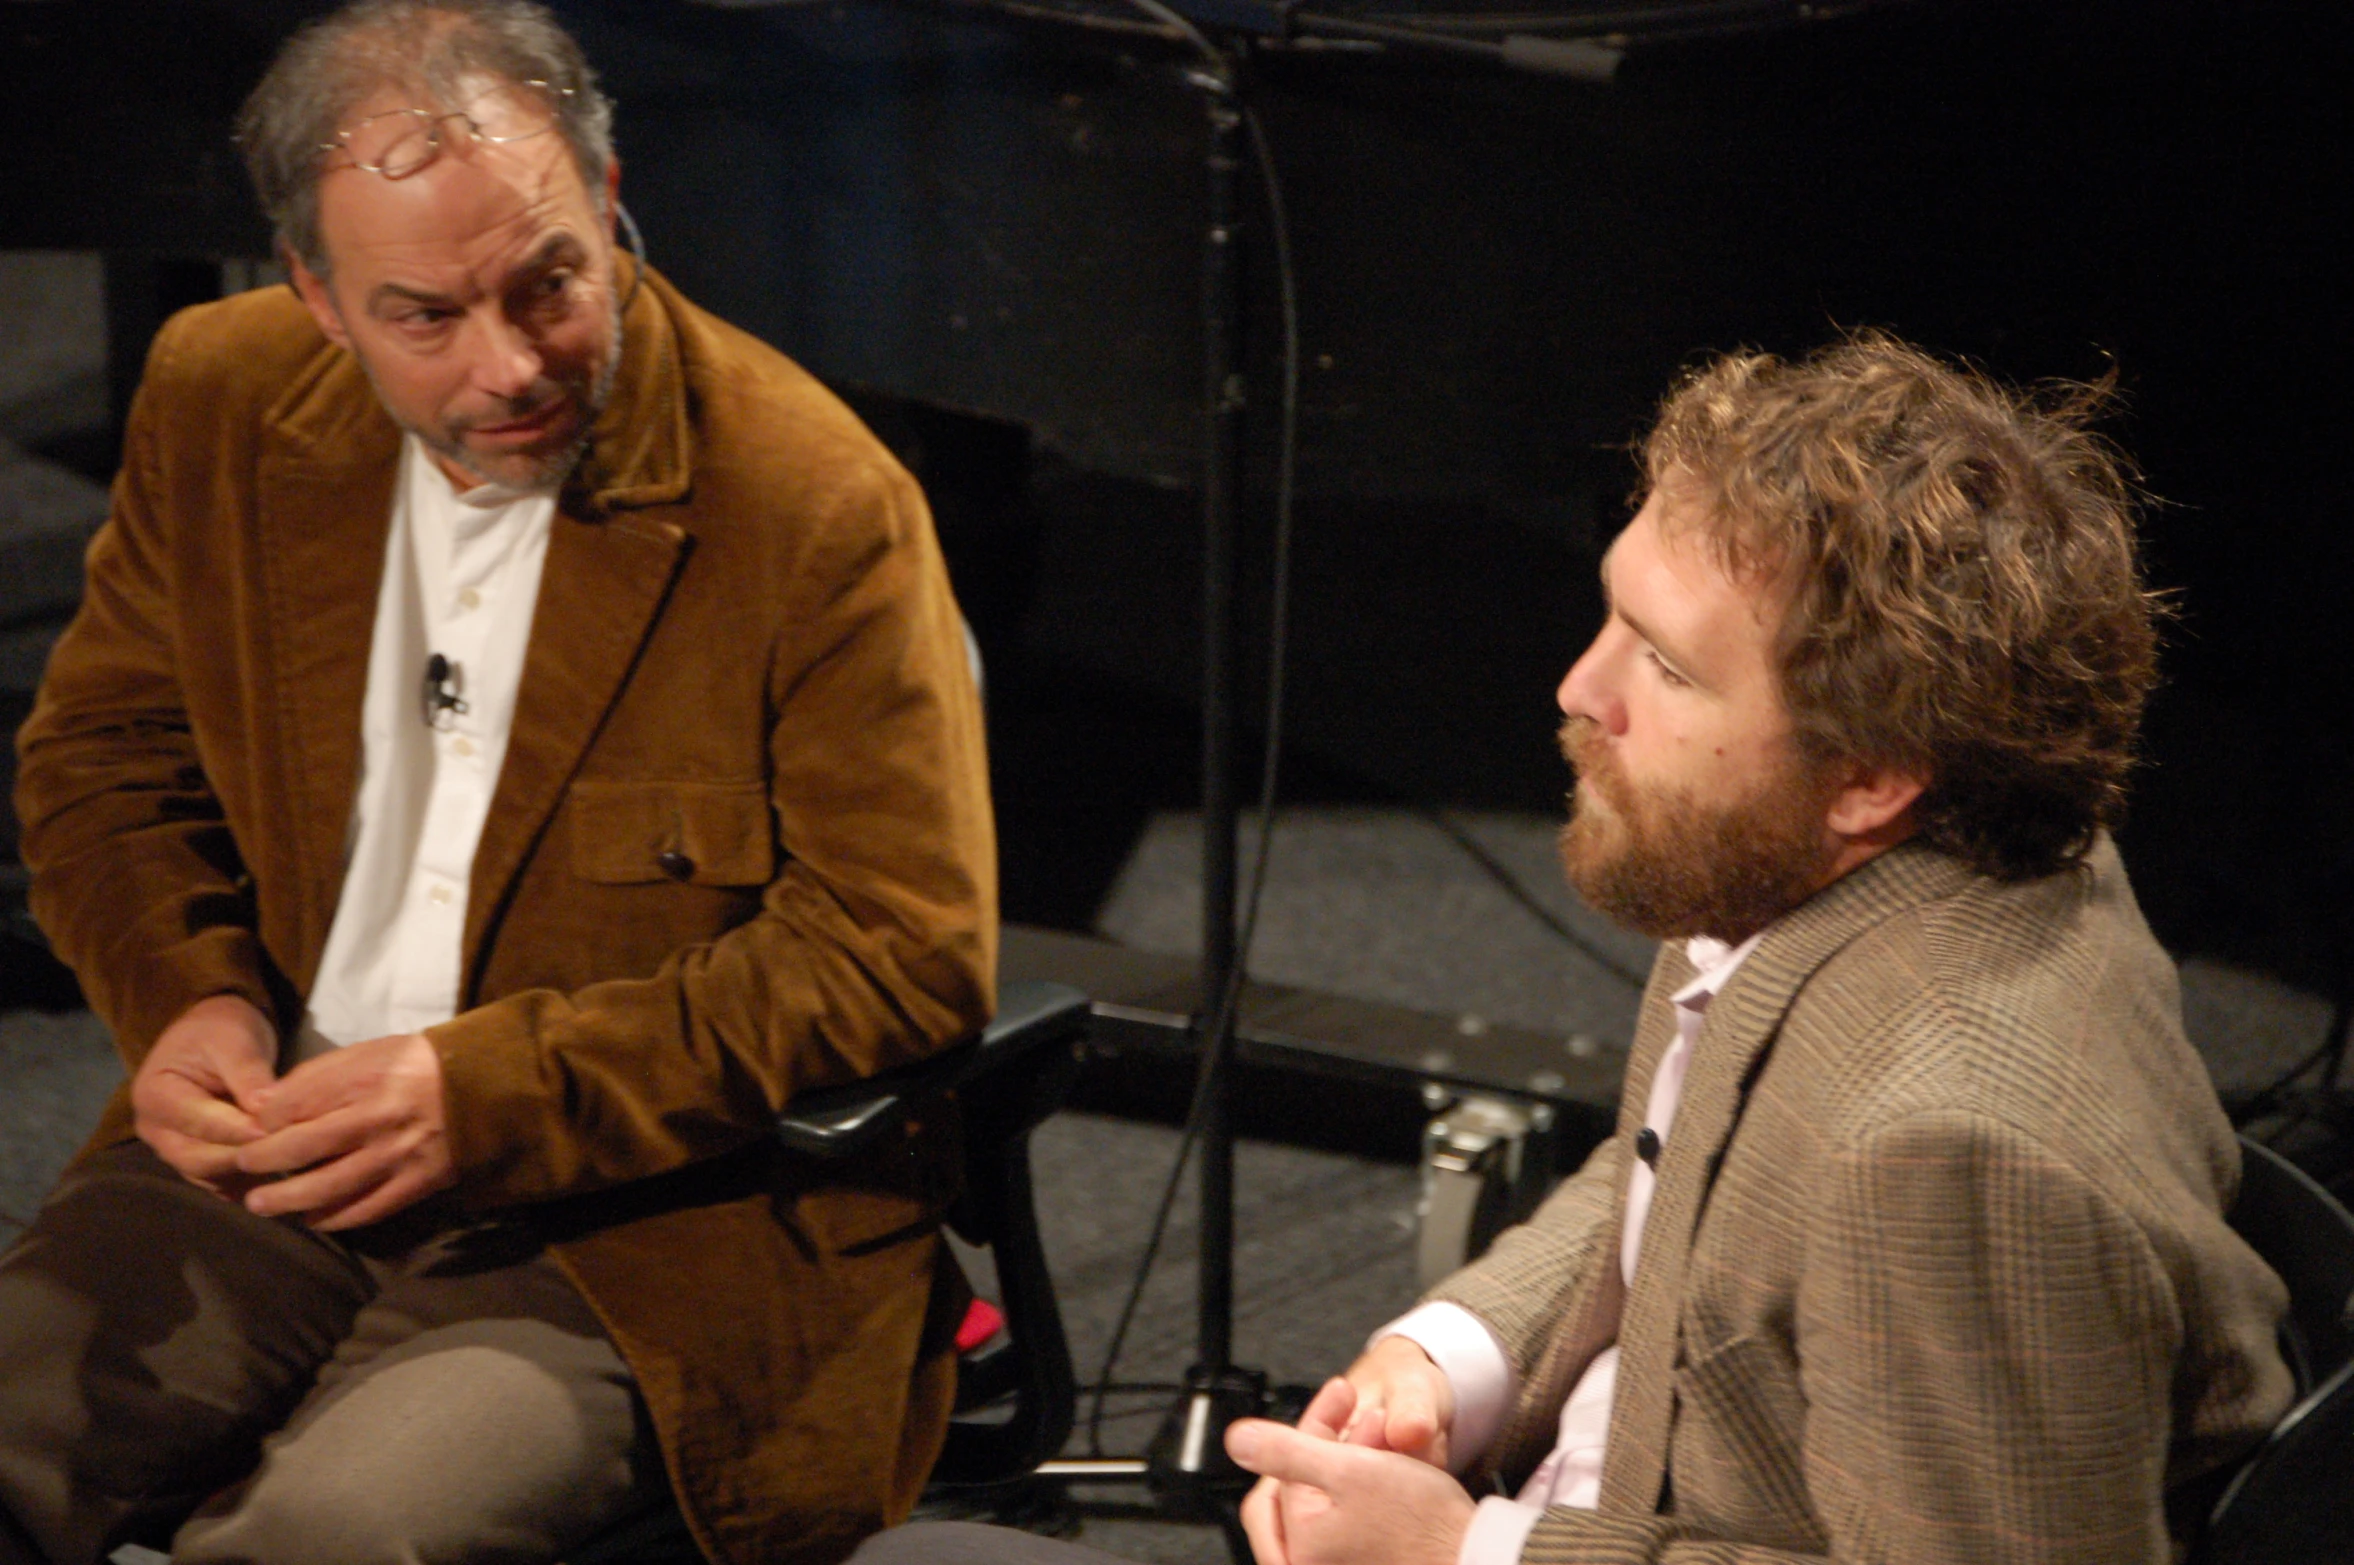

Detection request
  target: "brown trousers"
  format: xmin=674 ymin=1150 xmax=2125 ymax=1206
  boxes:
xmin=0 ymin=1141 xmax=664 ymax=1565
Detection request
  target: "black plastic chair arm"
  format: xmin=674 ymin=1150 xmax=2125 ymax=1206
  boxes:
xmin=2230 ymin=1137 xmax=2354 ymax=1387
xmin=568 ymin=980 xmax=1090 ymax=1564
xmin=2188 ymin=1136 xmax=2354 ymax=1564
xmin=776 ymin=980 xmax=1091 ymax=1158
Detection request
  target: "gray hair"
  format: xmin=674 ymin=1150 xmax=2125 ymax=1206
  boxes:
xmin=237 ymin=0 xmax=615 ymax=277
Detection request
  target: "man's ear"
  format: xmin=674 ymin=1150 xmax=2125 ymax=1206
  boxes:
xmin=1824 ymin=762 xmax=1927 ymax=844
xmin=601 ymin=157 xmax=622 ymax=241
xmin=286 ymin=248 xmax=353 ymax=351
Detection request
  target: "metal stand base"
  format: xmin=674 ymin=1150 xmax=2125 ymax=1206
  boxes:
xmin=1148 ymin=1364 xmax=1270 ymax=1495
xmin=1147 ymin=1365 xmax=1276 ymax=1565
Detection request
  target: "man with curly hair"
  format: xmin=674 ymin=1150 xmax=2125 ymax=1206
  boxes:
xmin=859 ymin=336 xmax=2294 ymax=1565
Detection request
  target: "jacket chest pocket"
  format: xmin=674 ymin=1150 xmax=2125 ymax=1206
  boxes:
xmin=1667 ymin=1328 xmax=1822 ymax=1550
xmin=568 ymin=778 xmax=777 ymax=887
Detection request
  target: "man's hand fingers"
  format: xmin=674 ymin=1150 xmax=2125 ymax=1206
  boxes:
xmin=132 ymin=996 xmax=282 ymax=1159
xmin=257 ymin=1032 xmax=442 ymax=1132
xmin=1344 ymin=1337 xmax=1452 ymax=1461
xmin=1381 ymin=1380 xmax=1443 ymax=1458
xmin=134 ymin=1070 xmax=262 ymax=1149
xmin=252 ymin=1053 xmax=349 ymax=1131
xmin=1299 ymin=1377 xmax=1356 ymax=1442
xmin=164 ymin=1088 xmax=263 ymax=1147
xmin=1234 ymin=1407 xmax=1478 ymax=1565
xmin=236 ymin=1109 xmax=370 ymax=1178
xmin=209 ymin=1034 xmax=277 ymax=1117
xmin=244 ymin=1142 xmax=393 ymax=1221
xmin=1228 ymin=1419 xmax=1359 ymax=1493
xmin=1239 ymin=1475 xmax=1290 ymax=1565
xmin=234 ymin=1034 xmax=450 ymax=1228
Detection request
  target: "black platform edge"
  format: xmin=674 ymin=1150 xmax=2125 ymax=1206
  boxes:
xmin=1001 ymin=925 xmax=1621 ymax=1164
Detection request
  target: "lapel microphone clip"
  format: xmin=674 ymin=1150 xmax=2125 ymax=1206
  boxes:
xmin=422 ymin=652 xmax=470 ymax=727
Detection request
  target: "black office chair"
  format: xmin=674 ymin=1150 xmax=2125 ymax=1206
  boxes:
xmin=2187 ymin=1135 xmax=2354 ymax=1564
xmin=572 ymin=978 xmax=1089 ymax=1564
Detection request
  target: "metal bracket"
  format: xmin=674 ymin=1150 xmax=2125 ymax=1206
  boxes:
xmin=1416 ymin=1087 xmax=1558 ymax=1290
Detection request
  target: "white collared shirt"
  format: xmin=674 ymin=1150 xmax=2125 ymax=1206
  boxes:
xmin=294 ymin=436 xmax=554 ymax=1058
xmin=1379 ymin=931 xmax=1764 ymax=1565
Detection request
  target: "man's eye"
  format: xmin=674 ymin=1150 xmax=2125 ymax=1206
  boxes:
xmin=1643 ymin=647 xmax=1690 ymax=688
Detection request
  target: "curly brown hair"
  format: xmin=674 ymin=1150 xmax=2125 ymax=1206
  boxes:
xmin=1641 ymin=332 xmax=2164 ymax=882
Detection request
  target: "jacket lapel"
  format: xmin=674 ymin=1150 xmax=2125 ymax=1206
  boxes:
xmin=1597 ymin=843 xmax=1975 ymax=1514
xmin=1487 ymin=947 xmax=1691 ymax=1482
xmin=459 ymin=264 xmax=694 ymax=998
xmin=254 ymin=348 xmax=400 ymax=983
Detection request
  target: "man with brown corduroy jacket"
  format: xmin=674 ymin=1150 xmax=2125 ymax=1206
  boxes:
xmin=0 ymin=5 xmax=992 ymax=1564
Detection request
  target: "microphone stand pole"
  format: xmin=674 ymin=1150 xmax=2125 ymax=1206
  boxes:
xmin=1145 ymin=40 xmax=1273 ymax=1533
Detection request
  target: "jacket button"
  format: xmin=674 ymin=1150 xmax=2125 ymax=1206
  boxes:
xmin=657 ymin=849 xmax=695 ymax=881
xmin=1634 ymin=1126 xmax=1662 ymax=1166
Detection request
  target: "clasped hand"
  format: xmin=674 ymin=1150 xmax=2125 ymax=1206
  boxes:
xmin=1229 ymin=1336 xmax=1478 ymax=1565
xmin=130 ymin=994 xmax=455 ymax=1231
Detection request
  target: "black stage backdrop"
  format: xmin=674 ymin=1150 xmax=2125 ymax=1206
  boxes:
xmin=3 ymin=0 xmax=2347 ymax=991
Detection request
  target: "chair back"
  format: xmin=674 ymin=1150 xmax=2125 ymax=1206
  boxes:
xmin=2191 ymin=1136 xmax=2354 ymax=1563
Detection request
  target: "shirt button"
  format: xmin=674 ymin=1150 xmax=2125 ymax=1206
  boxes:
xmin=451 ymin=736 xmax=475 ymax=758
xmin=427 ymin=883 xmax=454 ymax=907
xmin=457 ymin=588 xmax=482 ymax=611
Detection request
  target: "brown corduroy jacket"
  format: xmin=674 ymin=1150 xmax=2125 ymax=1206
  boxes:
xmin=12 ymin=267 xmax=997 ymax=1565
xmin=1429 ymin=838 xmax=2291 ymax=1564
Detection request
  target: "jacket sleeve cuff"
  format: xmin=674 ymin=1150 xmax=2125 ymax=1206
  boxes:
xmin=1460 ymin=1497 xmax=1543 ymax=1565
xmin=117 ymin=926 xmax=279 ymax=1061
xmin=425 ymin=991 xmax=572 ymax=1206
xmin=1374 ymin=1300 xmax=1517 ymax=1472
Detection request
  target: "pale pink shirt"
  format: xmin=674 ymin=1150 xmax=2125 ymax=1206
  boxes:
xmin=1377 ymin=931 xmax=1763 ymax=1565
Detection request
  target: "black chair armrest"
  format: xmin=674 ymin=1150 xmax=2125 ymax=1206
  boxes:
xmin=2187 ymin=1136 xmax=2354 ymax=1563
xmin=778 ymin=978 xmax=1089 ymax=1485
xmin=572 ymin=979 xmax=1091 ymax=1563
xmin=776 ymin=981 xmax=1091 ymax=1158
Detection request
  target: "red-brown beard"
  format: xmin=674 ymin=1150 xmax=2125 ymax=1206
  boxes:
xmin=1556 ymin=716 xmax=1838 ymax=943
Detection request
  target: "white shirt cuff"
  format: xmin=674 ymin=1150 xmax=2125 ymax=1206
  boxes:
xmin=1458 ymin=1496 xmax=1544 ymax=1565
xmin=1372 ymin=1301 xmax=1516 ymax=1473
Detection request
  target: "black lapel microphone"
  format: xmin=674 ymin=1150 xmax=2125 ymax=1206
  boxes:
xmin=421 ymin=652 xmax=469 ymax=727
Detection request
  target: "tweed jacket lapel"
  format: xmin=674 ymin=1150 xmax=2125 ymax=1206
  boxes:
xmin=254 ymin=349 xmax=401 ymax=984
xmin=1478 ymin=946 xmax=1690 ymax=1483
xmin=1597 ymin=842 xmax=1975 ymax=1514
xmin=460 ymin=265 xmax=694 ymax=1000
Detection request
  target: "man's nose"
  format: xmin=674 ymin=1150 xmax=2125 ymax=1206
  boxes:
xmin=465 ymin=311 xmax=544 ymax=400
xmin=1556 ymin=632 xmax=1626 ymax=736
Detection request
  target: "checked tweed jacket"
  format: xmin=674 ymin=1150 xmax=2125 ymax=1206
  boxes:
xmin=1428 ymin=837 xmax=2291 ymax=1564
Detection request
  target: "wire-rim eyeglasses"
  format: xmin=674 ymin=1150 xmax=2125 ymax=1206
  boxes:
xmin=318 ymin=80 xmax=576 ymax=180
